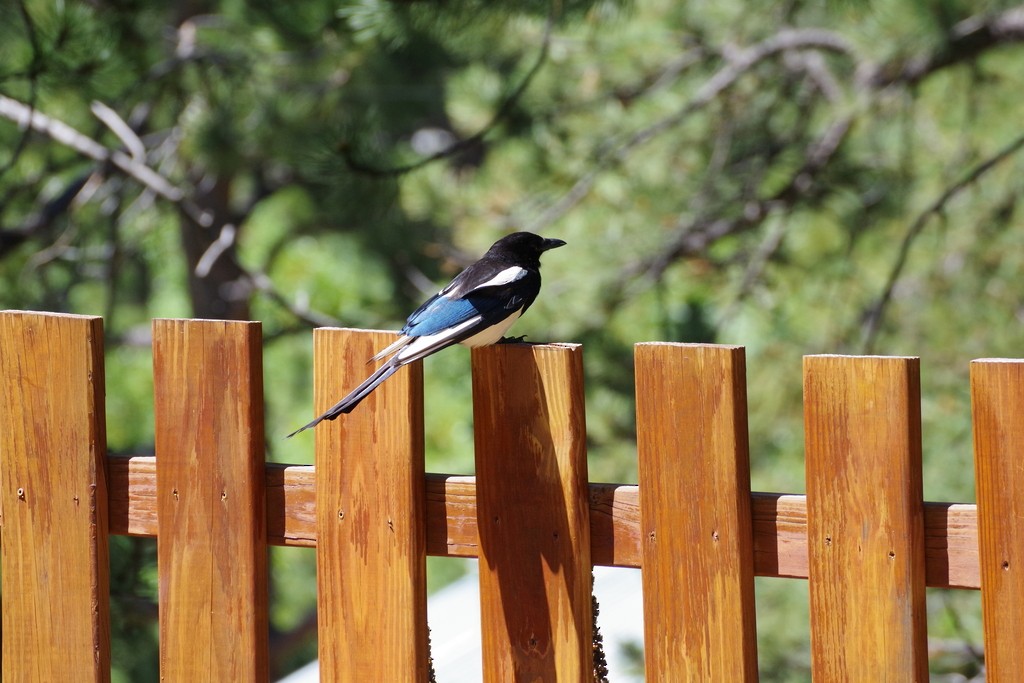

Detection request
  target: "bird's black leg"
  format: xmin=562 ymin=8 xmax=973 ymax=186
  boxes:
xmin=498 ymin=335 xmax=529 ymax=344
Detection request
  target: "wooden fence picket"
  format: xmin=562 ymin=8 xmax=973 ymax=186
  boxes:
xmin=471 ymin=343 xmax=592 ymax=682
xmin=0 ymin=311 xmax=111 ymax=682
xmin=636 ymin=343 xmax=758 ymax=680
xmin=971 ymin=359 xmax=1024 ymax=681
xmin=152 ymin=319 xmax=269 ymax=681
xmin=804 ymin=355 xmax=928 ymax=681
xmin=313 ymin=328 xmax=429 ymax=682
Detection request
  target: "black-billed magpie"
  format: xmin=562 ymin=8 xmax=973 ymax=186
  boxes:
xmin=288 ymin=231 xmax=566 ymax=436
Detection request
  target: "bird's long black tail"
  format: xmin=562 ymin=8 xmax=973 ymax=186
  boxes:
xmin=287 ymin=362 xmax=400 ymax=437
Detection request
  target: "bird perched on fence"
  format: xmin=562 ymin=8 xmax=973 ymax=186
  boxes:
xmin=288 ymin=231 xmax=566 ymax=436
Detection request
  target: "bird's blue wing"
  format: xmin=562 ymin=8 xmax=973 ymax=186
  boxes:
xmin=401 ymin=294 xmax=483 ymax=337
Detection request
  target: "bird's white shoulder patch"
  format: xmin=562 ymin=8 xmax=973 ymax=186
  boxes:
xmin=470 ymin=266 xmax=527 ymax=291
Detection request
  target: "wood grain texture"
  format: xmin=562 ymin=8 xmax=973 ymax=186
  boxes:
xmin=425 ymin=474 xmax=480 ymax=558
xmin=751 ymin=492 xmax=808 ymax=580
xmin=0 ymin=311 xmax=111 ymax=682
xmin=971 ymin=359 xmax=1024 ymax=680
xmin=636 ymin=343 xmax=758 ymax=681
xmin=313 ymin=328 xmax=428 ymax=682
xmin=153 ymin=319 xmax=269 ymax=682
xmin=108 ymin=455 xmax=158 ymax=537
xmin=587 ymin=483 xmax=641 ymax=568
xmin=922 ymin=501 xmax=979 ymax=590
xmin=266 ymin=463 xmax=316 ymax=547
xmin=106 ymin=456 xmax=981 ymax=587
xmin=472 ymin=343 xmax=592 ymax=683
xmin=804 ymin=355 xmax=928 ymax=681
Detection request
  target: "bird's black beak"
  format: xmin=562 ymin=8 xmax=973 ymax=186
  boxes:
xmin=541 ymin=238 xmax=567 ymax=252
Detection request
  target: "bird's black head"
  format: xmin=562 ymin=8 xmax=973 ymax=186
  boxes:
xmin=487 ymin=232 xmax=566 ymax=266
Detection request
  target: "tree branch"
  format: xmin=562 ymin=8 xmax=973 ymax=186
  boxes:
xmin=525 ymin=28 xmax=854 ymax=232
xmin=90 ymin=100 xmax=147 ymax=162
xmin=859 ymin=130 xmax=1024 ymax=352
xmin=619 ymin=29 xmax=853 ymax=154
xmin=246 ymin=269 xmax=342 ymax=329
xmin=0 ymin=94 xmax=185 ymax=203
xmin=0 ymin=94 xmax=220 ymax=231
xmin=865 ymin=6 xmax=1024 ymax=88
xmin=639 ymin=113 xmax=854 ymax=284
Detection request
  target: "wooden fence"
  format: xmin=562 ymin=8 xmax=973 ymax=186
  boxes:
xmin=0 ymin=309 xmax=1021 ymax=681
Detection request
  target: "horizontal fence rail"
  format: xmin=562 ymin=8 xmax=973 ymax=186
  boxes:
xmin=1 ymin=309 xmax=1020 ymax=682
xmin=104 ymin=456 xmax=982 ymax=589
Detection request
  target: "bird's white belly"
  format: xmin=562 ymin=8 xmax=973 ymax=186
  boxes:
xmin=459 ymin=309 xmax=524 ymax=348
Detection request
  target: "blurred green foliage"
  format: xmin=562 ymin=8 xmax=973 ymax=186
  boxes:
xmin=3 ymin=0 xmax=1023 ymax=679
